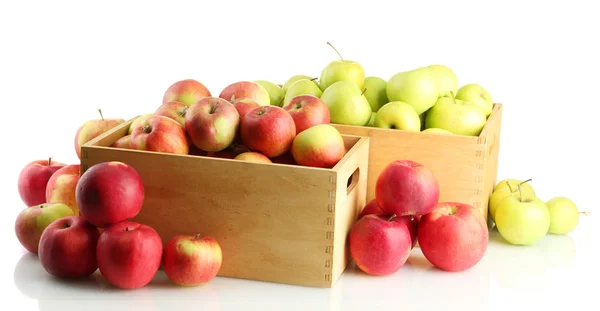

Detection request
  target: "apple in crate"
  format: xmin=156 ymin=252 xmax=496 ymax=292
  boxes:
xmin=14 ymin=202 xmax=74 ymax=254
xmin=241 ymin=106 xmax=296 ymax=157
xmin=282 ymin=79 xmax=323 ymax=106
xmin=155 ymin=101 xmax=189 ymax=127
xmin=254 ymin=80 xmax=285 ymax=107
xmin=233 ymin=98 xmax=260 ymax=118
xmin=111 ymin=135 xmax=132 ymax=149
xmin=131 ymin=115 xmax=190 ymax=155
xmin=76 ymin=161 xmax=144 ymax=228
xmin=185 ymin=97 xmax=240 ymax=152
xmin=219 ymin=81 xmax=270 ymax=106
xmin=455 ymin=83 xmax=494 ymax=117
xmin=386 ymin=67 xmax=439 ymax=115
xmin=38 ymin=216 xmax=100 ymax=278
xmin=494 ymin=189 xmax=550 ymax=246
xmin=375 ymin=160 xmax=439 ymax=217
xmin=163 ymin=233 xmax=223 ymax=286
xmin=234 ymin=152 xmax=272 ymax=163
xmin=74 ymin=109 xmax=125 ymax=159
xmin=425 ymin=95 xmax=487 ymax=136
xmin=320 ymin=80 xmax=372 ymax=126
xmin=374 ymin=101 xmax=421 ymax=131
xmin=128 ymin=113 xmax=153 ymax=135
xmin=97 ymin=221 xmax=163 ymax=289
xmin=45 ymin=164 xmax=81 ymax=215
xmin=162 ymin=79 xmax=211 ymax=106
xmin=17 ymin=158 xmax=65 ymax=207
xmin=282 ymin=94 xmax=330 ymax=134
xmin=319 ymin=42 xmax=365 ymax=90
xmin=418 ymin=202 xmax=488 ymax=272
xmin=291 ymin=124 xmax=346 ymax=168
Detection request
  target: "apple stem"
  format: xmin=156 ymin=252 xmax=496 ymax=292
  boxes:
xmin=125 ymin=227 xmax=130 ymax=231
xmin=517 ymin=184 xmax=523 ymax=202
xmin=98 ymin=109 xmax=104 ymax=121
xmin=178 ymin=107 xmax=188 ymax=117
xmin=195 ymin=233 xmax=202 ymax=239
xmin=142 ymin=125 xmax=152 ymax=133
xmin=506 ymin=181 xmax=514 ymax=192
xmin=449 ymin=91 xmax=458 ymax=105
xmin=580 ymin=211 xmax=591 ymax=216
xmin=48 ymin=157 xmax=52 ymax=166
xmin=361 ymin=88 xmax=367 ymax=96
xmin=210 ymin=102 xmax=220 ymax=114
xmin=520 ymin=178 xmax=532 ymax=185
xmin=230 ymin=95 xmax=236 ymax=103
xmin=326 ymin=41 xmax=344 ymax=61
xmin=388 ymin=214 xmax=398 ymax=222
xmin=311 ymin=77 xmax=318 ymax=81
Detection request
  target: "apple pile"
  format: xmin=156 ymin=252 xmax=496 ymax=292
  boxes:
xmin=350 ymin=160 xmax=489 ymax=274
xmin=488 ymin=178 xmax=590 ymax=246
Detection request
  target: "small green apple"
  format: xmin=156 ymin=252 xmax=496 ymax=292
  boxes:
xmin=422 ymin=128 xmax=452 ymax=135
xmin=363 ymin=76 xmax=388 ymax=112
xmin=427 ymin=64 xmax=458 ymax=97
xmin=282 ymin=75 xmax=315 ymax=93
xmin=387 ymin=67 xmax=439 ymax=115
xmin=320 ymin=81 xmax=372 ymax=126
xmin=495 ymin=186 xmax=550 ymax=246
xmin=282 ymin=79 xmax=323 ymax=106
xmin=455 ymin=83 xmax=494 ymax=117
xmin=494 ymin=178 xmax=535 ymax=194
xmin=424 ymin=94 xmax=487 ymax=136
xmin=319 ymin=42 xmax=365 ymax=91
xmin=489 ymin=180 xmax=536 ymax=222
xmin=366 ymin=112 xmax=376 ymax=127
xmin=254 ymin=80 xmax=285 ymax=107
xmin=545 ymin=197 xmax=589 ymax=235
xmin=374 ymin=101 xmax=420 ymax=131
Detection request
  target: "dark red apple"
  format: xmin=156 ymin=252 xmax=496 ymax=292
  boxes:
xmin=17 ymin=158 xmax=65 ymax=207
xmin=282 ymin=94 xmax=330 ymax=134
xmin=358 ymin=199 xmax=385 ymax=219
xmin=240 ymin=106 xmax=296 ymax=158
xmin=163 ymin=233 xmax=223 ymax=286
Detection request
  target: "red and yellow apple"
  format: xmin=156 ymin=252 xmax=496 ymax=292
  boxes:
xmin=282 ymin=95 xmax=330 ymax=134
xmin=131 ymin=115 xmax=189 ymax=155
xmin=154 ymin=101 xmax=189 ymax=127
xmin=291 ymin=124 xmax=346 ymax=168
xmin=110 ymin=135 xmax=132 ymax=149
xmin=184 ymin=97 xmax=240 ymax=152
xmin=14 ymin=202 xmax=74 ymax=254
xmin=233 ymin=98 xmax=260 ymax=119
xmin=162 ymin=79 xmax=212 ymax=106
xmin=17 ymin=158 xmax=65 ymax=207
xmin=45 ymin=164 xmax=81 ymax=215
xmin=234 ymin=152 xmax=272 ymax=163
xmin=74 ymin=109 xmax=125 ymax=159
xmin=357 ymin=199 xmax=419 ymax=249
xmin=219 ymin=81 xmax=270 ymax=106
xmin=240 ymin=106 xmax=296 ymax=158
xmin=128 ymin=113 xmax=153 ymax=135
xmin=162 ymin=233 xmax=223 ymax=286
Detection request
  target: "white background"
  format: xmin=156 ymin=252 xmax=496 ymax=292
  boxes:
xmin=1 ymin=0 xmax=599 ymax=310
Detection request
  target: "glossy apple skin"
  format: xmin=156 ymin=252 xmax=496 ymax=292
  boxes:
xmin=291 ymin=124 xmax=346 ymax=168
xmin=233 ymin=98 xmax=260 ymax=119
xmin=162 ymin=79 xmax=212 ymax=106
xmin=418 ymin=202 xmax=488 ymax=272
xmin=240 ymin=106 xmax=296 ymax=158
xmin=75 ymin=118 xmax=125 ymax=159
xmin=234 ymin=152 xmax=272 ymax=163
xmin=375 ymin=160 xmax=440 ymax=217
xmin=96 ymin=221 xmax=163 ymax=289
xmin=349 ymin=214 xmax=413 ymax=275
xmin=218 ymin=81 xmax=270 ymax=106
xmin=184 ymin=97 xmax=240 ymax=152
xmin=17 ymin=159 xmax=65 ymax=207
xmin=14 ymin=202 xmax=74 ymax=254
xmin=154 ymin=101 xmax=189 ymax=127
xmin=76 ymin=161 xmax=145 ymax=228
xmin=357 ymin=199 xmax=419 ymax=249
xmin=45 ymin=164 xmax=81 ymax=215
xmin=358 ymin=199 xmax=386 ymax=219
xmin=162 ymin=234 xmax=223 ymax=286
xmin=38 ymin=216 xmax=100 ymax=278
xmin=131 ymin=115 xmax=189 ymax=155
xmin=110 ymin=135 xmax=132 ymax=149
xmin=282 ymin=95 xmax=330 ymax=134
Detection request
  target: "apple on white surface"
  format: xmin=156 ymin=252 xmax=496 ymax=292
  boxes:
xmin=14 ymin=202 xmax=74 ymax=254
xmin=219 ymin=81 xmax=270 ymax=106
xmin=494 ymin=178 xmax=535 ymax=193
xmin=424 ymin=93 xmax=487 ymax=136
xmin=282 ymin=78 xmax=323 ymax=106
xmin=374 ymin=101 xmax=421 ymax=131
xmin=163 ymin=233 xmax=223 ymax=286
xmin=545 ymin=196 xmax=590 ymax=235
xmin=320 ymin=81 xmax=372 ymax=126
xmin=17 ymin=158 xmax=65 ymax=207
xmin=154 ymin=101 xmax=189 ymax=127
xmin=362 ymin=76 xmax=389 ymax=113
xmin=455 ymin=83 xmax=494 ymax=117
xmin=185 ymin=97 xmax=240 ymax=152
xmin=254 ymin=80 xmax=285 ymax=107
xmin=291 ymin=124 xmax=346 ymax=168
xmin=240 ymin=106 xmax=296 ymax=158
xmin=427 ymin=64 xmax=458 ymax=97
xmin=386 ymin=67 xmax=439 ymax=115
xmin=488 ymin=179 xmax=535 ymax=222
xmin=357 ymin=199 xmax=420 ymax=249
xmin=282 ymin=94 xmax=330 ymax=134
xmin=162 ymin=79 xmax=212 ymax=106
xmin=319 ymin=42 xmax=365 ymax=90
xmin=131 ymin=115 xmax=190 ymax=155
xmin=45 ymin=164 xmax=81 ymax=215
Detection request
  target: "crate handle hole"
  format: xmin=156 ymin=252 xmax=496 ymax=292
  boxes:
xmin=346 ymin=167 xmax=360 ymax=195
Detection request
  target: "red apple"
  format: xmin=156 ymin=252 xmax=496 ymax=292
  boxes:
xmin=358 ymin=199 xmax=385 ymax=219
xmin=127 ymin=113 xmax=153 ymax=135
xmin=14 ymin=202 xmax=74 ymax=254
xmin=233 ymin=98 xmax=260 ymax=118
xmin=74 ymin=109 xmax=125 ymax=159
xmin=17 ymin=158 xmax=65 ymax=207
xmin=155 ymin=101 xmax=189 ymax=127
xmin=111 ymin=135 xmax=132 ymax=149
xmin=131 ymin=115 xmax=189 ymax=155
xmin=240 ymin=106 xmax=296 ymax=158
xmin=76 ymin=161 xmax=145 ymax=228
xmin=45 ymin=164 xmax=81 ymax=215
xmin=96 ymin=221 xmax=163 ymax=289
xmin=163 ymin=233 xmax=223 ymax=286
xmin=291 ymin=124 xmax=346 ymax=168
xmin=38 ymin=216 xmax=100 ymax=278
xmin=234 ymin=152 xmax=272 ymax=163
xmin=357 ymin=199 xmax=420 ymax=249
xmin=219 ymin=81 xmax=270 ymax=106
xmin=282 ymin=95 xmax=330 ymax=134
xmin=162 ymin=79 xmax=212 ymax=106
xmin=375 ymin=160 xmax=439 ymax=217
xmin=418 ymin=202 xmax=488 ymax=272
xmin=184 ymin=97 xmax=240 ymax=152
xmin=349 ymin=214 xmax=413 ymax=276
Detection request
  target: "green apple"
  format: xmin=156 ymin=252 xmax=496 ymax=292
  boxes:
xmin=489 ymin=180 xmax=536 ymax=222
xmin=545 ymin=197 xmax=589 ymax=235
xmin=494 ymin=178 xmax=535 ymax=194
xmin=363 ymin=76 xmax=388 ymax=112
xmin=495 ymin=189 xmax=550 ymax=246
xmin=387 ymin=67 xmax=439 ymax=115
xmin=319 ymin=42 xmax=365 ymax=91
xmin=427 ymin=64 xmax=458 ymax=97
xmin=320 ymin=81 xmax=372 ymax=126
xmin=424 ymin=95 xmax=487 ymax=136
xmin=374 ymin=101 xmax=420 ymax=131
xmin=366 ymin=112 xmax=376 ymax=127
xmin=254 ymin=80 xmax=285 ymax=107
xmin=455 ymin=83 xmax=494 ymax=117
xmin=283 ymin=75 xmax=315 ymax=93
xmin=282 ymin=79 xmax=323 ymax=106
xmin=422 ymin=128 xmax=452 ymax=134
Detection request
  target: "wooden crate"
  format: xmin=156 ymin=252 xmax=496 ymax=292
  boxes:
xmin=80 ymin=119 xmax=370 ymax=288
xmin=332 ymin=103 xmax=503 ymax=222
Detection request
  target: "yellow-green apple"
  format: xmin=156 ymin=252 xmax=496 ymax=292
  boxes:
xmin=128 ymin=113 xmax=153 ymax=135
xmin=320 ymin=81 xmax=372 ymax=126
xmin=185 ymin=97 xmax=240 ymax=152
xmin=110 ymin=135 xmax=132 ymax=149
xmin=349 ymin=214 xmax=413 ymax=275
xmin=418 ymin=202 xmax=488 ymax=272
xmin=363 ymin=76 xmax=388 ymax=112
xmin=162 ymin=79 xmax=212 ymax=106
xmin=319 ymin=42 xmax=365 ymax=90
xmin=17 ymin=158 xmax=65 ymax=207
xmin=545 ymin=197 xmax=588 ymax=235
xmin=455 ymin=83 xmax=494 ymax=117
xmin=131 ymin=115 xmax=189 ymax=155
xmin=233 ymin=98 xmax=260 ymax=118
xmin=282 ymin=78 xmax=323 ymax=106
xmin=282 ymin=95 xmax=330 ymax=134
xmin=422 ymin=128 xmax=452 ymax=134
xmin=283 ymin=74 xmax=314 ymax=93
xmin=219 ymin=81 xmax=270 ymax=106
xmin=45 ymin=164 xmax=81 ymax=215
xmin=74 ymin=109 xmax=125 ymax=159
xmin=291 ymin=124 xmax=346 ymax=168
xmin=254 ymin=80 xmax=285 ymax=107
xmin=357 ymin=199 xmax=420 ymax=249
xmin=154 ymin=101 xmax=189 ymax=127
xmin=14 ymin=202 xmax=74 ymax=254
xmin=374 ymin=101 xmax=421 ymax=131
xmin=240 ymin=106 xmax=296 ymax=157
xmin=375 ymin=160 xmax=439 ymax=216
xmin=76 ymin=161 xmax=144 ymax=228
xmin=234 ymin=151 xmax=272 ymax=163
xmin=494 ymin=178 xmax=535 ymax=193
xmin=38 ymin=216 xmax=100 ymax=278
xmin=96 ymin=221 xmax=163 ymax=289
xmin=424 ymin=95 xmax=487 ymax=136
xmin=366 ymin=112 xmax=376 ymax=126
xmin=162 ymin=233 xmax=223 ymax=286
xmin=488 ymin=179 xmax=535 ymax=221
xmin=387 ymin=67 xmax=439 ymax=115
xmin=427 ymin=64 xmax=458 ymax=97
xmin=495 ymin=186 xmax=550 ymax=246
